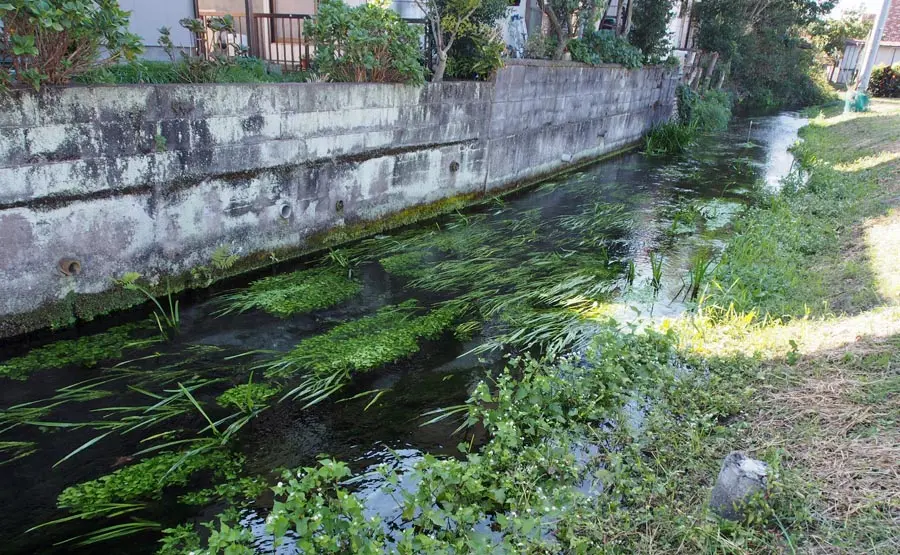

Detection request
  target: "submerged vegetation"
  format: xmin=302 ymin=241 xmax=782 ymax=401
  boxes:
xmin=0 ymin=322 xmax=154 ymax=380
xmin=217 ymin=266 xmax=362 ymax=317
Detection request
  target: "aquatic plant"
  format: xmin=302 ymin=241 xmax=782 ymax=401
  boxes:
xmin=216 ymin=381 xmax=280 ymax=413
xmin=0 ymin=322 xmax=155 ymax=380
xmin=644 ymin=122 xmax=696 ymax=156
xmin=379 ymin=251 xmax=431 ymax=278
xmin=650 ymin=252 xmax=664 ymax=292
xmin=178 ymin=475 xmax=267 ymax=506
xmin=56 ymin=450 xmax=242 ymax=515
xmin=116 ymin=273 xmax=180 ymax=340
xmin=684 ymin=251 xmax=716 ymax=301
xmin=266 ymin=300 xmax=463 ymax=381
xmin=217 ymin=266 xmax=361 ymax=317
xmin=0 ymin=441 xmax=37 ymax=465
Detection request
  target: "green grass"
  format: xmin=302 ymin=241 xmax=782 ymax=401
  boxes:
xmin=76 ymin=58 xmax=308 ymax=85
xmin=643 ymin=121 xmax=696 ymax=155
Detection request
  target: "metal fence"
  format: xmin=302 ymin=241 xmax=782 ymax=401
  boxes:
xmin=198 ymin=12 xmax=432 ymax=73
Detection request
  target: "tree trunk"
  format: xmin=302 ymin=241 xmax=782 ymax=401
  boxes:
xmin=433 ymin=51 xmax=448 ymax=82
xmin=702 ymin=51 xmax=719 ymax=91
xmin=553 ymin=33 xmax=568 ymax=59
xmin=623 ymin=0 xmax=634 ymax=38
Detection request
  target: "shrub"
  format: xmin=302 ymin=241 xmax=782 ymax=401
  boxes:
xmin=523 ymin=34 xmax=557 ymax=60
xmin=0 ymin=0 xmax=142 ymax=91
xmin=308 ymin=0 xmax=425 ymax=84
xmin=870 ymin=64 xmax=900 ymax=98
xmin=568 ymin=31 xmax=643 ymax=69
xmin=445 ymin=30 xmax=505 ymax=81
xmin=676 ymin=84 xmax=732 ymax=131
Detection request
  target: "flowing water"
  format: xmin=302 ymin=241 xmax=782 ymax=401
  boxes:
xmin=0 ymin=114 xmax=805 ymax=554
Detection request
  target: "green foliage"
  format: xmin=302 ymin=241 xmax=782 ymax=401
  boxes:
xmin=57 ymin=450 xmax=241 ymax=514
xmin=568 ymin=30 xmax=643 ymax=69
xmin=178 ymin=476 xmax=268 ymax=506
xmin=267 ymin=459 xmax=384 ymax=553
xmin=115 ymin=274 xmax=180 ymax=340
xmin=264 ymin=300 xmax=462 ymax=379
xmin=870 ymin=64 xmax=900 ymax=98
xmin=694 ymin=0 xmax=835 ymax=109
xmin=157 ymin=524 xmax=201 ymax=555
xmin=188 ymin=327 xmax=809 ymax=553
xmin=809 ymin=9 xmax=872 ymax=64
xmin=643 ymin=121 xmax=695 ymax=155
xmin=536 ymin=0 xmax=603 ymax=59
xmin=522 ymin=33 xmax=557 ymax=60
xmin=0 ymin=322 xmax=151 ymax=380
xmin=677 ymin=84 xmax=732 ymax=130
xmin=309 ymin=0 xmax=425 ymax=84
xmin=218 ymin=266 xmax=362 ymax=318
xmin=441 ymin=0 xmax=507 ymax=81
xmin=445 ymin=31 xmax=505 ymax=81
xmin=216 ymin=382 xmax=280 ymax=413
xmin=76 ymin=58 xmax=307 ymax=85
xmin=628 ymin=0 xmax=675 ymax=61
xmin=0 ymin=0 xmax=142 ymax=91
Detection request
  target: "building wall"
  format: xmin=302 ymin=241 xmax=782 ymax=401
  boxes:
xmin=0 ymin=62 xmax=677 ymax=338
xmin=123 ymin=0 xmax=196 ymax=59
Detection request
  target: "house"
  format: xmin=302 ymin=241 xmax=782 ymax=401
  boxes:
xmin=124 ymin=0 xmax=696 ymax=67
xmin=833 ymin=2 xmax=900 ymax=85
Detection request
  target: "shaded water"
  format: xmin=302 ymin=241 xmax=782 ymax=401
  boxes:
xmin=0 ymin=114 xmax=804 ymax=553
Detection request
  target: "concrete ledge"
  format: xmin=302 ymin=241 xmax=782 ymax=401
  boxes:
xmin=0 ymin=64 xmax=678 ymax=338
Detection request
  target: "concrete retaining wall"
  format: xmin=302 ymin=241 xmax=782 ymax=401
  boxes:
xmin=0 ymin=60 xmax=677 ymax=338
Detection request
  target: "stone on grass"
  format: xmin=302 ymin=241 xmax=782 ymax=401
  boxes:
xmin=709 ymin=451 xmax=770 ymax=520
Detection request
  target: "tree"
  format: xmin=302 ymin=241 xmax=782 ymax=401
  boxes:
xmin=809 ymin=10 xmax=873 ymax=64
xmin=628 ymin=0 xmax=675 ymax=61
xmin=693 ymin=0 xmax=836 ymax=107
xmin=415 ymin=0 xmax=482 ymax=82
xmin=535 ymin=0 xmax=604 ymax=59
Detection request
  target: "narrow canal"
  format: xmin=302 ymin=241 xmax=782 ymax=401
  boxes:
xmin=0 ymin=113 xmax=805 ymax=553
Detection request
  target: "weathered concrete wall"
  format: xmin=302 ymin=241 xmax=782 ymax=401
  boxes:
xmin=0 ymin=61 xmax=676 ymax=338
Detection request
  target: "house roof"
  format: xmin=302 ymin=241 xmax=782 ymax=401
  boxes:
xmin=885 ymin=1 xmax=900 ymax=43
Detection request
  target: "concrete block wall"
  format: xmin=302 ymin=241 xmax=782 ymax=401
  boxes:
xmin=0 ymin=62 xmax=675 ymax=338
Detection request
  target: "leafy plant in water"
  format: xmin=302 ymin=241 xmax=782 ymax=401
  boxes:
xmin=265 ymin=301 xmax=462 ymax=406
xmin=682 ymin=250 xmax=715 ymax=301
xmin=217 ymin=266 xmax=361 ymax=318
xmin=216 ymin=380 xmax=280 ymax=413
xmin=0 ymin=322 xmax=154 ymax=380
xmin=650 ymin=251 xmax=664 ymax=293
xmin=115 ymin=273 xmax=180 ymax=340
xmin=644 ymin=121 xmax=696 ymax=155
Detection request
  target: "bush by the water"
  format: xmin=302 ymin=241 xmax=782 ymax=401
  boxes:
xmin=644 ymin=121 xmax=696 ymax=155
xmin=308 ymin=0 xmax=424 ymax=84
xmin=870 ymin=64 xmax=900 ymax=98
xmin=568 ymin=31 xmax=644 ymax=69
xmin=677 ymin=85 xmax=732 ymax=131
